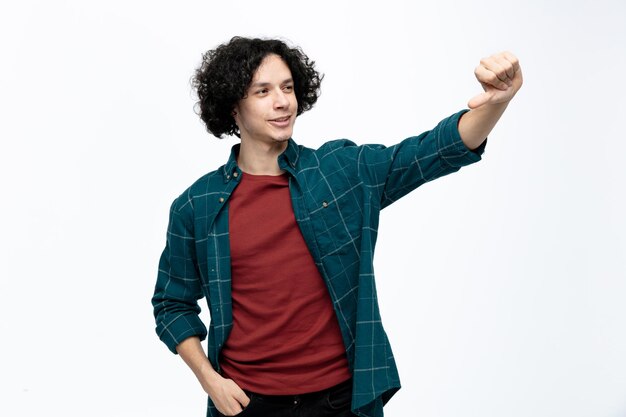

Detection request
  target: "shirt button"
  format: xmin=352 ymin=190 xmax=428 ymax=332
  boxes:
xmin=322 ymin=201 xmax=329 ymax=208
xmin=219 ymin=197 xmax=224 ymax=203
xmin=226 ymin=175 xmax=231 ymax=180
xmin=233 ymin=172 xmax=239 ymax=178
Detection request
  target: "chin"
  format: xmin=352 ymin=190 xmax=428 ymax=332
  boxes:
xmin=272 ymin=131 xmax=293 ymax=142
xmin=271 ymin=136 xmax=291 ymax=144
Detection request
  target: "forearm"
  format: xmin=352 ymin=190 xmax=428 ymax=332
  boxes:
xmin=176 ymin=336 xmax=221 ymax=393
xmin=177 ymin=336 xmax=250 ymax=415
xmin=458 ymin=101 xmax=509 ymax=150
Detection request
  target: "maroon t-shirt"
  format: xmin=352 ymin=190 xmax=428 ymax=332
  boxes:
xmin=218 ymin=172 xmax=351 ymax=394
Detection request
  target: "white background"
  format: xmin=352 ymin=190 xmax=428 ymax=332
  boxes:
xmin=1 ymin=0 xmax=625 ymax=416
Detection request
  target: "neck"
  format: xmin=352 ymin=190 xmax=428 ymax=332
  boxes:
xmin=237 ymin=137 xmax=289 ymax=175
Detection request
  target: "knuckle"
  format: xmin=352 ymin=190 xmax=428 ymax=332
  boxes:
xmin=506 ymin=52 xmax=519 ymax=64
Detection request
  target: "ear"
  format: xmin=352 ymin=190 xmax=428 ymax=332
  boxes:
xmin=232 ymin=105 xmax=240 ymax=126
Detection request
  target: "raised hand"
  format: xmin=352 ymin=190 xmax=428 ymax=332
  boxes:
xmin=468 ymin=51 xmax=523 ymax=109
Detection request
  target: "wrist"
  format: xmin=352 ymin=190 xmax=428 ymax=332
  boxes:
xmin=199 ymin=364 xmax=222 ymax=394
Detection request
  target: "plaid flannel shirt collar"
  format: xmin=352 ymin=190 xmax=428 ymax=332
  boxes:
xmin=221 ymin=138 xmax=301 ymax=182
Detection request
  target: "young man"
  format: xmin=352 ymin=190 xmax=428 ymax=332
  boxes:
xmin=152 ymin=37 xmax=523 ymax=417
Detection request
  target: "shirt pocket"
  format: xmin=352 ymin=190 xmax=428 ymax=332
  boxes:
xmin=306 ymin=180 xmax=364 ymax=258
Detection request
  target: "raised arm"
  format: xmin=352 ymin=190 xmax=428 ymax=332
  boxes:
xmin=458 ymin=51 xmax=523 ymax=150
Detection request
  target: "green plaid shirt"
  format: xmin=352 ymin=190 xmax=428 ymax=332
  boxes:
xmin=152 ymin=109 xmax=486 ymax=417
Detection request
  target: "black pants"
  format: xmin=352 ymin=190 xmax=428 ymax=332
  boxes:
xmin=218 ymin=378 xmax=355 ymax=417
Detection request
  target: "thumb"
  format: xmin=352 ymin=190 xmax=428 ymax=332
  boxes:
xmin=467 ymin=91 xmax=491 ymax=109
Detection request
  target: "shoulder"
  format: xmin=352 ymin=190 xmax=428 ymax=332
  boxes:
xmin=298 ymin=138 xmax=391 ymax=168
xmin=170 ymin=167 xmax=225 ymax=216
xmin=316 ymin=138 xmax=358 ymax=155
xmin=296 ymin=138 xmax=361 ymax=163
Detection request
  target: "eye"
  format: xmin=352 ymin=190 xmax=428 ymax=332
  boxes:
xmin=257 ymin=88 xmax=269 ymax=95
xmin=283 ymin=85 xmax=294 ymax=92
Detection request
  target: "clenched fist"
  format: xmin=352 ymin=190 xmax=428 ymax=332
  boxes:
xmin=468 ymin=51 xmax=523 ymax=109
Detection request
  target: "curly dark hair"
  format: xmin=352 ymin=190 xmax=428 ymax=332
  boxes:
xmin=191 ymin=36 xmax=323 ymax=139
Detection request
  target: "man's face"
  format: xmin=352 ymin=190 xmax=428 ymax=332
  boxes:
xmin=233 ymin=54 xmax=298 ymax=146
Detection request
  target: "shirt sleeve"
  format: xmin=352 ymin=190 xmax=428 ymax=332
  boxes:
xmin=355 ymin=109 xmax=486 ymax=209
xmin=152 ymin=197 xmax=208 ymax=354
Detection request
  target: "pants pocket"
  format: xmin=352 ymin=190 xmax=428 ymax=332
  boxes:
xmin=325 ymin=380 xmax=352 ymax=410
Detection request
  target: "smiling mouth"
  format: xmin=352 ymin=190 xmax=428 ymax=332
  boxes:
xmin=270 ymin=116 xmax=291 ymax=122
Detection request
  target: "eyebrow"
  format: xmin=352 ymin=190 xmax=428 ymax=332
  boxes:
xmin=249 ymin=78 xmax=294 ymax=88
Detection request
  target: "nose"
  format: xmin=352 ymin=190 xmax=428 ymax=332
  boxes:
xmin=273 ymin=89 xmax=290 ymax=109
